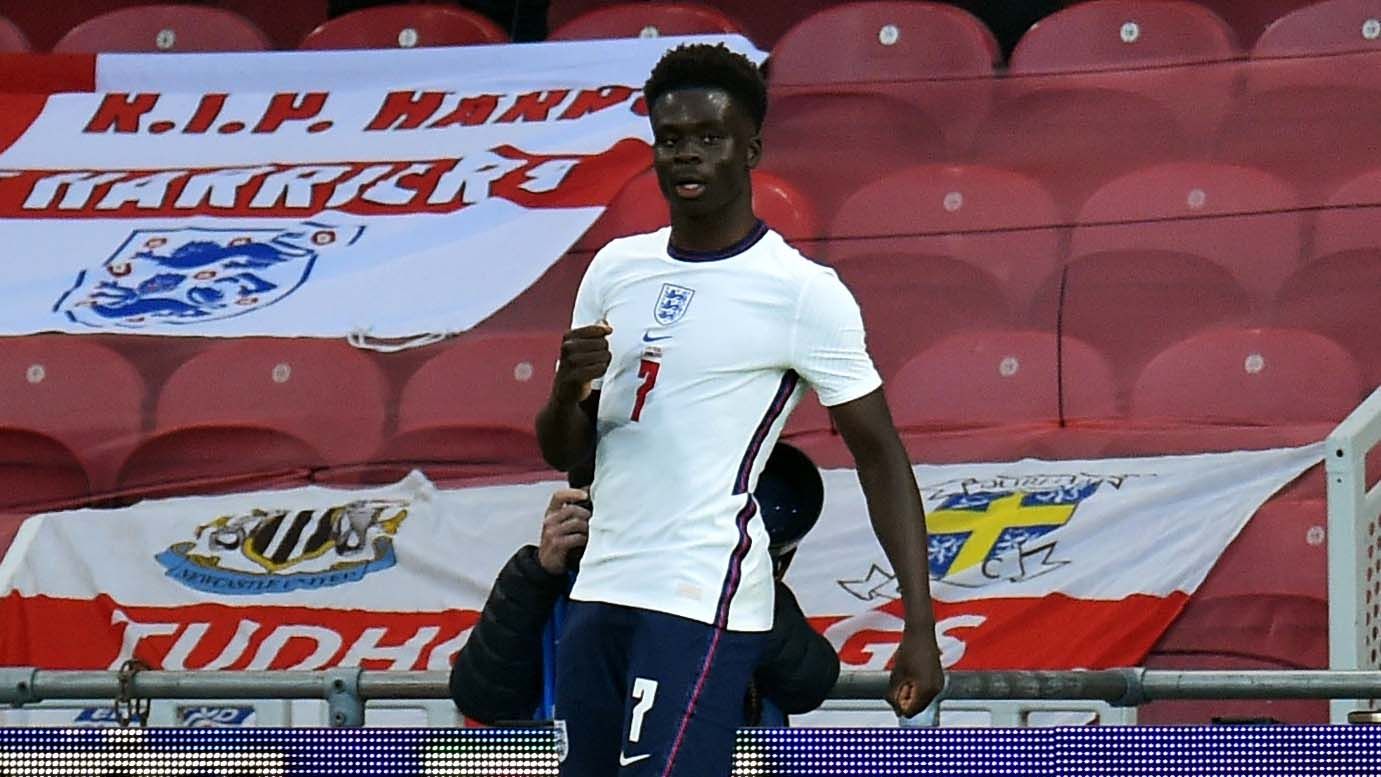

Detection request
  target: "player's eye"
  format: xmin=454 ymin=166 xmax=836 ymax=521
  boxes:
xmin=657 ymin=135 xmax=677 ymax=148
xmin=702 ymin=133 xmax=722 ymax=145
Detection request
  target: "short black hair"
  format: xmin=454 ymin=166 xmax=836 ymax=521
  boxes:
xmin=644 ymin=43 xmax=767 ymax=132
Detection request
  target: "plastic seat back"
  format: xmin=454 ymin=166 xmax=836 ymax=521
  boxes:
xmin=54 ymin=5 xmax=270 ymax=52
xmin=549 ymin=3 xmax=740 ymax=41
xmin=300 ymin=4 xmax=505 ymax=49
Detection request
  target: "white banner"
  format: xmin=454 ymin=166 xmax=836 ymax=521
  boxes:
xmin=0 ymin=37 xmax=763 ymax=339
xmin=0 ymin=445 xmax=1320 ymax=671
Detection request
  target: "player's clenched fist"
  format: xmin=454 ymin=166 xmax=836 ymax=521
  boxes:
xmin=554 ymin=322 xmax=612 ymax=403
xmin=888 ymin=628 xmax=945 ymax=718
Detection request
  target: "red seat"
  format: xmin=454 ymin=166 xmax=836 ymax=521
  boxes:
xmin=1275 ymin=252 xmax=1381 ymax=388
xmin=118 ymin=339 xmax=387 ymax=495
xmin=0 ymin=14 xmax=28 ymax=51
xmin=0 ymin=1 xmax=324 ymax=51
xmin=829 ymin=164 xmax=1062 ymax=314
xmin=787 ymin=423 xmax=1060 ymax=467
xmin=832 ymin=253 xmax=1011 ymax=378
xmin=1071 ymin=162 xmax=1303 ymax=303
xmin=1221 ymin=82 xmax=1381 ymax=196
xmin=1312 ymin=168 xmax=1381 ymax=259
xmin=1011 ymin=0 xmax=1241 ymax=72
xmin=1008 ymin=1 xmax=1239 ymax=141
xmin=53 ymin=5 xmax=270 ymax=52
xmin=1140 ymin=654 xmax=1326 ymax=723
xmin=1130 ymin=328 xmax=1364 ymax=424
xmin=478 ymin=251 xmax=594 ymax=333
xmin=1040 ymin=250 xmax=1254 ymax=386
xmin=548 ymin=3 xmax=741 ymax=41
xmin=1065 ymin=413 xmax=1334 ymax=459
xmin=694 ymin=0 xmax=840 ymax=48
xmin=1194 ymin=0 xmax=1316 ymax=48
xmin=770 ymin=3 xmax=996 ymax=150
xmin=1142 ymin=497 xmax=1328 ymax=724
xmin=300 ymin=4 xmax=505 ymax=49
xmin=973 ymin=86 xmax=1192 ymax=213
xmin=1289 ymin=177 xmax=1381 ymax=386
xmin=889 ymin=330 xmax=1116 ymax=430
xmin=377 ymin=332 xmax=558 ymax=483
xmin=222 ymin=0 xmax=328 ymax=50
xmin=1253 ymin=0 xmax=1381 ymax=58
xmin=761 ymin=91 xmax=949 ymax=221
xmin=0 ymin=337 xmax=144 ymax=508
xmin=574 ymin=170 xmax=820 ymax=253
xmin=547 ymin=0 xmax=608 ymax=32
xmin=772 ymin=2 xmax=998 ymax=80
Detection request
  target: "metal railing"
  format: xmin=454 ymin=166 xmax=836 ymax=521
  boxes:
xmin=4 ymin=668 xmax=1381 ymax=727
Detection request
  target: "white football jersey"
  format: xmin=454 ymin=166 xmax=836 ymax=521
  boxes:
xmin=568 ymin=221 xmax=881 ymax=631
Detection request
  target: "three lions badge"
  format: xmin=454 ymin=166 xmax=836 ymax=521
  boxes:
xmin=55 ymin=222 xmax=363 ymax=330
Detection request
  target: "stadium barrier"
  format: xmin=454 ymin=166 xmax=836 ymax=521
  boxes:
xmin=5 ymin=669 xmax=1381 ymax=728
xmin=1329 ymin=386 xmax=1381 ymax=722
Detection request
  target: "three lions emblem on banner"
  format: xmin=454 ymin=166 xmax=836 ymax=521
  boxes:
xmin=54 ymin=222 xmax=363 ymax=329
xmin=155 ymin=498 xmax=409 ymax=594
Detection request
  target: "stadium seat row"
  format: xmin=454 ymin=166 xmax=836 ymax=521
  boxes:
xmin=760 ymin=64 xmax=1381 ymax=212
xmin=0 ymin=321 xmax=1371 ymax=510
xmin=1 ymin=0 xmax=1379 ymax=61
xmin=547 ymin=0 xmax=1360 ymax=51
xmin=542 ymin=165 xmax=1381 ymax=379
xmin=585 ymin=164 xmax=1381 ymax=289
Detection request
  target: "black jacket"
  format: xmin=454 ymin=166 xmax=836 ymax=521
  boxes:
xmin=450 ymin=545 xmax=840 ymax=724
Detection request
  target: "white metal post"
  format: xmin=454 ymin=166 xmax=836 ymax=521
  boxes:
xmin=1327 ymin=386 xmax=1381 ymax=723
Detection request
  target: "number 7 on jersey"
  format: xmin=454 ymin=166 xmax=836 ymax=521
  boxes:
xmin=631 ymin=358 xmax=660 ymax=422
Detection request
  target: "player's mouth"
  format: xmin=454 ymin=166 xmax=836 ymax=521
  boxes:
xmin=673 ymin=178 xmax=707 ymax=199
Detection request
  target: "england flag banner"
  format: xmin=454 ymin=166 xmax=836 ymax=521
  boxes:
xmin=0 ymin=445 xmax=1320 ymax=672
xmin=0 ymin=37 xmax=763 ymax=340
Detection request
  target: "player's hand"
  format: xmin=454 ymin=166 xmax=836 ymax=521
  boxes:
xmin=553 ymin=322 xmax=613 ymax=404
xmin=538 ymin=488 xmax=591 ymax=575
xmin=888 ymin=626 xmax=944 ymax=717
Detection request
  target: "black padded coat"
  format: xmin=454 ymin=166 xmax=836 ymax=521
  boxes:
xmin=449 ymin=545 xmax=840 ymax=723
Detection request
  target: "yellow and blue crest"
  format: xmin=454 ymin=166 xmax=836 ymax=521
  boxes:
xmin=927 ymin=483 xmax=1098 ymax=581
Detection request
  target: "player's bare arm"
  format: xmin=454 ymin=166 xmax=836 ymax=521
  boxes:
xmin=829 ymin=386 xmax=944 ymax=717
xmin=536 ymin=323 xmax=611 ymax=471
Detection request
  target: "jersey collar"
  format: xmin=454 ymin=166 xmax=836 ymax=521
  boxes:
xmin=666 ymin=220 xmax=768 ymax=263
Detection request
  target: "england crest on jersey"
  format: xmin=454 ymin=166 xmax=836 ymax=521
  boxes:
xmin=654 ymin=283 xmax=695 ymax=325
xmin=54 ymin=222 xmax=363 ymax=330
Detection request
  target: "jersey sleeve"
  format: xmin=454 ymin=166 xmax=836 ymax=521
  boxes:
xmin=569 ymin=249 xmax=608 ymax=389
xmin=789 ymin=269 xmax=883 ymax=407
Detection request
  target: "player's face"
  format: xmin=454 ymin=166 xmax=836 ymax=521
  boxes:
xmin=649 ymin=87 xmax=761 ymax=218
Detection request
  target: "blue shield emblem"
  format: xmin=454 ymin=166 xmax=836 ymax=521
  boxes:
xmin=653 ymin=283 xmax=695 ymax=325
xmin=54 ymin=222 xmax=362 ymax=330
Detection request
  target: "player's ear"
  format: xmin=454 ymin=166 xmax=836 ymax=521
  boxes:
xmin=746 ymin=132 xmax=762 ymax=170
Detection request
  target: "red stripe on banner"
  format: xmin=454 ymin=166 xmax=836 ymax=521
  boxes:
xmin=0 ymin=94 xmax=48 ymax=158
xmin=2 ymin=590 xmax=1191 ymax=672
xmin=0 ymin=137 xmax=651 ymax=219
xmin=0 ymin=54 xmax=98 ymax=95
xmin=813 ymin=592 xmax=1192 ymax=671
xmin=0 ymin=592 xmax=480 ymax=671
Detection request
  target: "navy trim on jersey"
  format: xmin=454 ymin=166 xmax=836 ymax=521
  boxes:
xmin=708 ymin=370 xmax=799 ymax=630
xmin=666 ymin=219 xmax=768 ymax=263
xmin=733 ymin=371 xmax=800 ymax=495
xmin=711 ymin=496 xmax=758 ymax=629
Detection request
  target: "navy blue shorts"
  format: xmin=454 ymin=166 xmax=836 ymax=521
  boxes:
xmin=555 ymin=600 xmax=766 ymax=777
